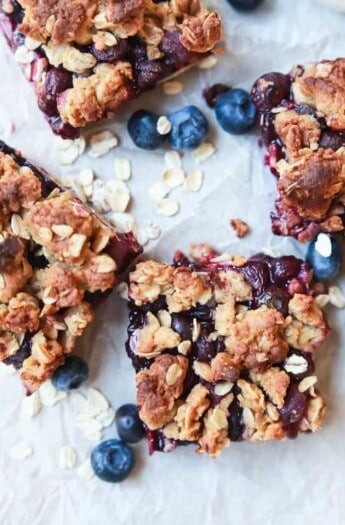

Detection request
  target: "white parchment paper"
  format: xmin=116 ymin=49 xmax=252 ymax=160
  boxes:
xmin=1 ymin=1 xmax=345 ymax=524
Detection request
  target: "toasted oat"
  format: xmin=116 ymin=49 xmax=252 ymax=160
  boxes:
xmin=156 ymin=198 xmax=180 ymax=217
xmin=157 ymin=116 xmax=172 ymax=135
xmin=191 ymin=142 xmax=215 ymax=163
xmin=162 ymin=167 xmax=185 ymax=188
xmin=149 ymin=182 xmax=170 ymax=201
xmin=198 ymin=55 xmax=219 ymax=69
xmin=88 ymin=130 xmax=118 ymax=158
xmin=114 ymin=158 xmax=131 ymax=181
xmin=163 ymin=80 xmax=184 ymax=95
xmin=164 ymin=151 xmax=182 ymax=169
xmin=184 ymin=168 xmax=203 ymax=192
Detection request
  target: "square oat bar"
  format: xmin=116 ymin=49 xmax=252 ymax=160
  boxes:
xmin=126 ymin=244 xmax=329 ymax=457
xmin=0 ymin=0 xmax=222 ymax=138
xmin=0 ymin=141 xmax=141 ymax=392
xmin=252 ymin=59 xmax=345 ymax=242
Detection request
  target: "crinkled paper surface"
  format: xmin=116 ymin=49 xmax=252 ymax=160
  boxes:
xmin=1 ymin=1 xmax=345 ymax=524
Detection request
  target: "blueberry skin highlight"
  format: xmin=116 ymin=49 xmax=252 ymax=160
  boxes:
xmin=115 ymin=404 xmax=145 ymax=444
xmin=227 ymin=0 xmax=264 ymax=11
xmin=91 ymin=439 xmax=135 ymax=483
xmin=52 ymin=355 xmax=89 ymax=391
xmin=215 ymin=89 xmax=257 ymax=135
xmin=127 ymin=109 xmax=165 ymax=150
xmin=168 ymin=105 xmax=209 ymax=150
xmin=306 ymin=235 xmax=341 ymax=281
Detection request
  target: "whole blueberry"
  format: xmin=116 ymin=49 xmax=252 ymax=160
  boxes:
xmin=227 ymin=0 xmax=264 ymax=11
xmin=306 ymin=233 xmax=341 ymax=281
xmin=215 ymin=89 xmax=257 ymax=135
xmin=91 ymin=439 xmax=135 ymax=483
xmin=127 ymin=109 xmax=165 ymax=150
xmin=52 ymin=355 xmax=89 ymax=390
xmin=168 ymin=105 xmax=209 ymax=150
xmin=115 ymin=404 xmax=145 ymax=444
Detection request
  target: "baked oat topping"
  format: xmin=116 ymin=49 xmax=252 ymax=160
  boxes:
xmin=252 ymin=58 xmax=345 ymax=240
xmin=0 ymin=141 xmax=141 ymax=392
xmin=126 ymin=246 xmax=329 ymax=457
xmin=3 ymin=1 xmax=223 ymax=136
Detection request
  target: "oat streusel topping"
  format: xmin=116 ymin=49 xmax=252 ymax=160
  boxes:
xmin=127 ymin=248 xmax=329 ymax=457
xmin=0 ymin=145 xmax=139 ymax=392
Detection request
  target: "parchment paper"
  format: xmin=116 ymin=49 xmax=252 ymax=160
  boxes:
xmin=1 ymin=1 xmax=345 ymax=524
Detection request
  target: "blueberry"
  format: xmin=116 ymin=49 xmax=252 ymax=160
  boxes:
xmin=251 ymin=72 xmax=290 ymax=111
xmin=306 ymin=233 xmax=341 ymax=281
xmin=91 ymin=439 xmax=135 ymax=483
xmin=227 ymin=0 xmax=264 ymax=11
xmin=168 ymin=105 xmax=209 ymax=150
xmin=127 ymin=109 xmax=165 ymax=150
xmin=115 ymin=404 xmax=145 ymax=444
xmin=215 ymin=89 xmax=257 ymax=135
xmin=52 ymin=355 xmax=89 ymax=391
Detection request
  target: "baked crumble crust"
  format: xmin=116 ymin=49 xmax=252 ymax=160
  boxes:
xmin=127 ymin=247 xmax=329 ymax=457
xmin=2 ymin=1 xmax=222 ymax=135
xmin=0 ymin=142 xmax=141 ymax=392
xmin=292 ymin=59 xmax=345 ymax=131
xmin=253 ymin=58 xmax=345 ymax=240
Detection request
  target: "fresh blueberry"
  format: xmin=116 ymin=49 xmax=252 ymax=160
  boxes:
xmin=91 ymin=439 xmax=135 ymax=483
xmin=52 ymin=355 xmax=89 ymax=391
xmin=127 ymin=109 xmax=165 ymax=150
xmin=115 ymin=404 xmax=145 ymax=444
xmin=168 ymin=105 xmax=209 ymax=150
xmin=215 ymin=88 xmax=257 ymax=135
xmin=227 ymin=0 xmax=264 ymax=11
xmin=306 ymin=233 xmax=341 ymax=281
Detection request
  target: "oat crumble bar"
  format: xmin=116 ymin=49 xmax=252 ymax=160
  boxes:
xmin=0 ymin=0 xmax=222 ymax=138
xmin=252 ymin=59 xmax=345 ymax=242
xmin=0 ymin=140 xmax=141 ymax=392
xmin=126 ymin=244 xmax=329 ymax=457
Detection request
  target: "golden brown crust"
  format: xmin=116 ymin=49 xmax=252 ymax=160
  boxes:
xmin=276 ymin=148 xmax=345 ymax=221
xmin=128 ymin=252 xmax=328 ymax=457
xmin=292 ymin=59 xmax=345 ymax=131
xmin=0 ymin=148 xmax=130 ymax=392
xmin=136 ymin=354 xmax=188 ymax=429
xmin=180 ymin=11 xmax=222 ymax=53
xmin=274 ymin=109 xmax=321 ymax=161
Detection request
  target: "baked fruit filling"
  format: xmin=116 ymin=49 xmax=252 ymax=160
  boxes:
xmin=0 ymin=140 xmax=142 ymax=392
xmin=251 ymin=59 xmax=345 ymax=242
xmin=0 ymin=0 xmax=222 ymax=137
xmin=126 ymin=244 xmax=329 ymax=458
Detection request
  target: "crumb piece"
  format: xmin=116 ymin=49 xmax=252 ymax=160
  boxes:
xmin=230 ymin=218 xmax=250 ymax=238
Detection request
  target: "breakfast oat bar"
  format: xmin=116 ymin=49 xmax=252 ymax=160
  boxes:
xmin=126 ymin=244 xmax=329 ymax=457
xmin=252 ymin=58 xmax=345 ymax=242
xmin=0 ymin=0 xmax=222 ymax=138
xmin=0 ymin=140 xmax=141 ymax=392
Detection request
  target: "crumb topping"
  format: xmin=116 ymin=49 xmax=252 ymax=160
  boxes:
xmin=136 ymin=353 xmax=188 ymax=429
xmin=0 ymin=147 xmax=134 ymax=392
xmin=292 ymin=59 xmax=345 ymax=131
xmin=274 ymin=109 xmax=321 ymax=161
xmin=128 ymin=251 xmax=328 ymax=456
xmin=276 ymin=148 xmax=345 ymax=221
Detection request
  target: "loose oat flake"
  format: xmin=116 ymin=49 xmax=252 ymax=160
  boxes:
xmin=149 ymin=181 xmax=170 ymax=201
xmin=10 ymin=442 xmax=33 ymax=461
xmin=59 ymin=446 xmax=77 ymax=469
xmin=164 ymin=150 xmax=182 ymax=169
xmin=156 ymin=198 xmax=180 ymax=216
xmin=77 ymin=458 xmax=95 ymax=482
xmin=114 ymin=157 xmax=131 ymax=181
xmin=22 ymin=390 xmax=42 ymax=418
xmin=162 ymin=167 xmax=185 ymax=188
xmin=163 ymin=80 xmax=184 ymax=95
xmin=191 ymin=142 xmax=216 ymax=164
xmin=184 ymin=169 xmax=203 ymax=192
xmin=88 ymin=130 xmax=118 ymax=158
xmin=157 ymin=116 xmax=172 ymax=135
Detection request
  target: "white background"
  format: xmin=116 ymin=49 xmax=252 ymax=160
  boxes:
xmin=1 ymin=1 xmax=345 ymax=524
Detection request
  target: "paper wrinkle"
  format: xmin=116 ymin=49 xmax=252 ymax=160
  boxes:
xmin=1 ymin=1 xmax=345 ymax=524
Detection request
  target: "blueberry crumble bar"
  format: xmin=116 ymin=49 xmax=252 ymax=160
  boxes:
xmin=126 ymin=244 xmax=329 ymax=457
xmin=252 ymin=59 xmax=345 ymax=242
xmin=0 ymin=0 xmax=222 ymax=139
xmin=0 ymin=140 xmax=141 ymax=392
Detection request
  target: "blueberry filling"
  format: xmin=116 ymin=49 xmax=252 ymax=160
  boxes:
xmin=4 ymin=333 xmax=32 ymax=369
